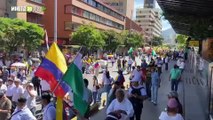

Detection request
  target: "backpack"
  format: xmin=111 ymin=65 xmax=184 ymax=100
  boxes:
xmin=129 ymin=86 xmax=144 ymax=108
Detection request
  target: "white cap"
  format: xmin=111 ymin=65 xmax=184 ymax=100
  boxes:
xmin=14 ymin=78 xmax=21 ymax=82
xmin=28 ymin=83 xmax=34 ymax=87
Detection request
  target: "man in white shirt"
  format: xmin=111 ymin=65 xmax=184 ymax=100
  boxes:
xmin=0 ymin=79 xmax=7 ymax=92
xmin=41 ymin=92 xmax=56 ymax=120
xmin=11 ymin=97 xmax=36 ymax=120
xmin=6 ymin=78 xmax=15 ymax=100
xmin=12 ymin=79 xmax=24 ymax=111
xmin=127 ymin=58 xmax=134 ymax=73
xmin=165 ymin=56 xmax=169 ymax=71
xmin=131 ymin=66 xmax=142 ymax=82
xmin=107 ymin=89 xmax=134 ymax=120
xmin=23 ymin=83 xmax=37 ymax=115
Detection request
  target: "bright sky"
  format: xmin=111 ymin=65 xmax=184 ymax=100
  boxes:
xmin=134 ymin=0 xmax=172 ymax=30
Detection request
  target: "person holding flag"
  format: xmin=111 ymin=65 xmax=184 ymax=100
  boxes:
xmin=35 ymin=42 xmax=71 ymax=120
xmin=63 ymin=49 xmax=90 ymax=118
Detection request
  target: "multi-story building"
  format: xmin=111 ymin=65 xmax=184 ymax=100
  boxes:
xmin=43 ymin=0 xmax=125 ymax=43
xmin=136 ymin=8 xmax=162 ymax=39
xmin=144 ymin=0 xmax=155 ymax=8
xmin=5 ymin=0 xmax=44 ymax=25
xmin=102 ymin=0 xmax=134 ymax=19
xmin=0 ymin=0 xmax=6 ymax=17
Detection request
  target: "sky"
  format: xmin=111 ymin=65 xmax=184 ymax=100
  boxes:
xmin=134 ymin=0 xmax=172 ymax=30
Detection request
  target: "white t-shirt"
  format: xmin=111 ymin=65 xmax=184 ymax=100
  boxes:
xmin=40 ymin=80 xmax=50 ymax=91
xmin=128 ymin=85 xmax=147 ymax=96
xmin=0 ymin=84 xmax=7 ymax=91
xmin=159 ymin=111 xmax=184 ymax=120
xmin=24 ymin=90 xmax=37 ymax=109
xmin=132 ymin=70 xmax=142 ymax=82
xmin=11 ymin=106 xmax=36 ymax=120
xmin=179 ymin=62 xmax=185 ymax=69
xmin=12 ymin=86 xmax=24 ymax=102
xmin=107 ymin=98 xmax=134 ymax=120
xmin=6 ymin=84 xmax=15 ymax=96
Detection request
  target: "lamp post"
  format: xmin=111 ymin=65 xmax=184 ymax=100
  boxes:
xmin=54 ymin=0 xmax=57 ymax=42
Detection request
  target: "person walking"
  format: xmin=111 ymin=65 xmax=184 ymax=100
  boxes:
xmin=159 ymin=98 xmax=184 ymax=120
xmin=127 ymin=58 xmax=133 ymax=73
xmin=117 ymin=58 xmax=121 ymax=71
xmin=92 ymin=76 xmax=99 ymax=104
xmin=6 ymin=78 xmax=15 ymax=100
xmin=23 ymin=83 xmax=37 ymax=115
xmin=41 ymin=92 xmax=56 ymax=120
xmin=169 ymin=65 xmax=181 ymax=92
xmin=151 ymin=68 xmax=160 ymax=105
xmin=107 ymin=81 xmax=122 ymax=106
xmin=0 ymin=90 xmax=12 ymax=120
xmin=165 ymin=55 xmax=169 ymax=71
xmin=168 ymin=91 xmax=183 ymax=115
xmin=107 ymin=89 xmax=134 ymax=120
xmin=128 ymin=79 xmax=147 ymax=120
xmin=10 ymin=97 xmax=36 ymax=120
xmin=97 ymin=70 xmax=113 ymax=102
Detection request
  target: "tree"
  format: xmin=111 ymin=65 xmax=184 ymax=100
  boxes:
xmin=102 ymin=30 xmax=124 ymax=52
xmin=0 ymin=18 xmax=44 ymax=54
xmin=151 ymin=36 xmax=164 ymax=46
xmin=122 ymin=30 xmax=144 ymax=49
xmin=176 ymin=34 xmax=188 ymax=49
xmin=71 ymin=24 xmax=105 ymax=51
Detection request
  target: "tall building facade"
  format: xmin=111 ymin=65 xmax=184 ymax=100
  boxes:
xmin=136 ymin=8 xmax=162 ymax=39
xmin=0 ymin=0 xmax=6 ymax=17
xmin=43 ymin=0 xmax=125 ymax=43
xmin=144 ymin=0 xmax=155 ymax=8
xmin=102 ymin=0 xmax=134 ymax=19
xmin=5 ymin=0 xmax=44 ymax=25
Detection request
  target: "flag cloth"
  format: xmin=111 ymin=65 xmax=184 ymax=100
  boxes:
xmin=63 ymin=53 xmax=89 ymax=116
xmin=56 ymin=97 xmax=63 ymax=120
xmin=35 ymin=42 xmax=70 ymax=98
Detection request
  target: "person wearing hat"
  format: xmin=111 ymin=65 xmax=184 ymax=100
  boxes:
xmin=0 ymin=90 xmax=12 ymax=120
xmin=23 ymin=83 xmax=37 ymax=115
xmin=41 ymin=92 xmax=56 ymax=120
xmin=167 ymin=91 xmax=183 ymax=115
xmin=11 ymin=78 xmax=24 ymax=112
xmin=6 ymin=78 xmax=15 ymax=100
xmin=0 ymin=78 xmax=7 ymax=92
xmin=10 ymin=97 xmax=36 ymax=120
xmin=159 ymin=98 xmax=184 ymax=120
xmin=128 ymin=78 xmax=147 ymax=120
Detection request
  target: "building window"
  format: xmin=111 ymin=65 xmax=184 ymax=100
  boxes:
xmin=27 ymin=13 xmax=42 ymax=24
xmin=65 ymin=22 xmax=72 ymax=31
xmin=83 ymin=11 xmax=90 ymax=18
xmin=90 ymin=13 xmax=96 ymax=20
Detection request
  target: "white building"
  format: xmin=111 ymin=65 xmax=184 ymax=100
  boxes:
xmin=135 ymin=8 xmax=162 ymax=39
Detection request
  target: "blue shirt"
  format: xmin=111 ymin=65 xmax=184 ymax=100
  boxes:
xmin=151 ymin=72 xmax=159 ymax=86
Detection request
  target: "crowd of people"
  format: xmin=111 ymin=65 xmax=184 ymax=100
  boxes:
xmin=0 ymin=47 xmax=190 ymax=120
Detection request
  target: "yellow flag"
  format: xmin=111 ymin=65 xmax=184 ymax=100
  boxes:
xmin=56 ymin=97 xmax=63 ymax=120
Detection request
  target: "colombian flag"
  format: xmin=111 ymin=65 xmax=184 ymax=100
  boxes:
xmin=35 ymin=42 xmax=70 ymax=98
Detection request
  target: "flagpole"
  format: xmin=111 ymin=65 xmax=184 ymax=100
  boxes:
xmin=52 ymin=46 xmax=83 ymax=94
xmin=54 ymin=0 xmax=57 ymax=42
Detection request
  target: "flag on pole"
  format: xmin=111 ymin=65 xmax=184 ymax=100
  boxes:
xmin=35 ymin=42 xmax=70 ymax=97
xmin=45 ymin=30 xmax=49 ymax=50
xmin=63 ymin=53 xmax=89 ymax=116
xmin=56 ymin=97 xmax=63 ymax=120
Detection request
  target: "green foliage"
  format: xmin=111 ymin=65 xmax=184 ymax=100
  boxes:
xmin=102 ymin=30 xmax=124 ymax=52
xmin=151 ymin=36 xmax=164 ymax=46
xmin=123 ymin=30 xmax=144 ymax=49
xmin=0 ymin=18 xmax=44 ymax=54
xmin=175 ymin=34 xmax=188 ymax=49
xmin=71 ymin=24 xmax=105 ymax=51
